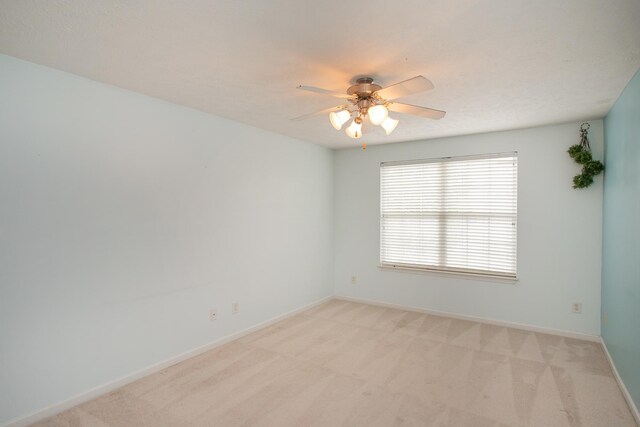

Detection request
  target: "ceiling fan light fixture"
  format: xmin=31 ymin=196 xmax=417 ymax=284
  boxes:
xmin=345 ymin=119 xmax=362 ymax=139
xmin=329 ymin=110 xmax=351 ymax=130
xmin=381 ymin=116 xmax=399 ymax=135
xmin=295 ymin=75 xmax=444 ymax=141
xmin=368 ymin=104 xmax=388 ymax=125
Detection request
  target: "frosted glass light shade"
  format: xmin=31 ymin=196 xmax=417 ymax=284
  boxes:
xmin=381 ymin=116 xmax=399 ymax=135
xmin=368 ymin=105 xmax=388 ymax=125
xmin=329 ymin=110 xmax=351 ymax=130
xmin=345 ymin=120 xmax=362 ymax=139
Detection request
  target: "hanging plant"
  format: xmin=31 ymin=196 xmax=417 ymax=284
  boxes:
xmin=567 ymin=123 xmax=604 ymax=189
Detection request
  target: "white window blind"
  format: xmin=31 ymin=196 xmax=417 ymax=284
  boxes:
xmin=380 ymin=153 xmax=518 ymax=278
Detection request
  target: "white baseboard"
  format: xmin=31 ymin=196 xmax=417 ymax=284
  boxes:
xmin=2 ymin=295 xmax=332 ymax=427
xmin=600 ymin=338 xmax=640 ymax=426
xmin=334 ymin=295 xmax=601 ymax=342
xmin=6 ymin=294 xmax=621 ymax=427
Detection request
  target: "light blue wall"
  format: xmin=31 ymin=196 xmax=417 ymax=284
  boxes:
xmin=334 ymin=122 xmax=604 ymax=336
xmin=0 ymin=54 xmax=334 ymax=424
xmin=602 ymin=68 xmax=640 ymax=410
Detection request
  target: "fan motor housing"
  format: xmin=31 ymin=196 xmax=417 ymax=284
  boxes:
xmin=347 ymin=77 xmax=382 ymax=98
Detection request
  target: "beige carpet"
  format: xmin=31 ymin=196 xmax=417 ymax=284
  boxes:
xmin=35 ymin=299 xmax=637 ymax=427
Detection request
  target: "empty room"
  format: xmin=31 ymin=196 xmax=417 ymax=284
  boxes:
xmin=1 ymin=1 xmax=640 ymax=426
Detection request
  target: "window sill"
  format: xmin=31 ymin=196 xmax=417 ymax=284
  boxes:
xmin=377 ymin=264 xmax=518 ymax=284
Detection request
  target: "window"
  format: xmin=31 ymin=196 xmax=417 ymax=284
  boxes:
xmin=380 ymin=153 xmax=518 ymax=278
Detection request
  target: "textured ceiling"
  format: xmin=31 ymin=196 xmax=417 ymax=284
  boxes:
xmin=1 ymin=0 xmax=640 ymax=149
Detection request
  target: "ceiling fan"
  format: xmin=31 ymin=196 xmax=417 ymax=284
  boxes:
xmin=293 ymin=75 xmax=445 ymax=139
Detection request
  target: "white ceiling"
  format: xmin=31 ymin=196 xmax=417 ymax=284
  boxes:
xmin=1 ymin=0 xmax=639 ymax=149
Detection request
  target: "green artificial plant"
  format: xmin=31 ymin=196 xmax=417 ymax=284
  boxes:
xmin=567 ymin=123 xmax=604 ymax=189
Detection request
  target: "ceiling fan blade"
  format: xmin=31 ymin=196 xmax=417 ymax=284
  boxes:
xmin=291 ymin=105 xmax=350 ymax=121
xmin=388 ymin=102 xmax=446 ymax=120
xmin=297 ymin=85 xmax=353 ymax=99
xmin=375 ymin=76 xmax=434 ymax=100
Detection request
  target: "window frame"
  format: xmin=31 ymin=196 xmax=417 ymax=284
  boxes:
xmin=379 ymin=152 xmax=518 ymax=281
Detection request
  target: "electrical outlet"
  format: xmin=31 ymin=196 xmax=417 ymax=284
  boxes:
xmin=603 ymin=312 xmax=608 ymax=326
xmin=351 ymin=276 xmax=357 ymax=284
xmin=210 ymin=308 xmax=217 ymax=321
xmin=571 ymin=302 xmax=582 ymax=314
xmin=232 ymin=302 xmax=239 ymax=315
